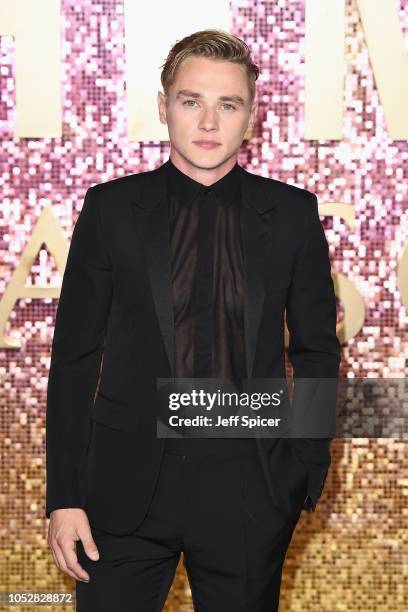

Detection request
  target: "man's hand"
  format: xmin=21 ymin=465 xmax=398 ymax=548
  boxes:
xmin=47 ymin=508 xmax=100 ymax=582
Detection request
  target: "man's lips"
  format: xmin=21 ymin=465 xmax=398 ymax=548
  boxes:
xmin=193 ymin=141 xmax=221 ymax=149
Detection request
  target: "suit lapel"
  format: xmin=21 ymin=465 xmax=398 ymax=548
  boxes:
xmin=240 ymin=176 xmax=277 ymax=378
xmin=132 ymin=164 xmax=175 ymax=377
xmin=131 ymin=160 xmax=277 ymax=379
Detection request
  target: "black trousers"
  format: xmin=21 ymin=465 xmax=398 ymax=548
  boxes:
xmin=76 ymin=445 xmax=302 ymax=611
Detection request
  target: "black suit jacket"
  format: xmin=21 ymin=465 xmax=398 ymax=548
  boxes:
xmin=45 ymin=159 xmax=341 ymax=535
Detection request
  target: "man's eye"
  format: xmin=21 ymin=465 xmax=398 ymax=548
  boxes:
xmin=182 ymin=100 xmax=236 ymax=110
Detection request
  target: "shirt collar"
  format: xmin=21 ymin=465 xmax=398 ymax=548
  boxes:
xmin=165 ymin=156 xmax=241 ymax=208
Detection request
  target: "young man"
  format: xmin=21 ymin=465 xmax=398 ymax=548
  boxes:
xmin=46 ymin=29 xmax=340 ymax=611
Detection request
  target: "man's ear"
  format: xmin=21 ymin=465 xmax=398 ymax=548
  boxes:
xmin=157 ymin=91 xmax=167 ymax=125
xmin=248 ymin=98 xmax=258 ymax=130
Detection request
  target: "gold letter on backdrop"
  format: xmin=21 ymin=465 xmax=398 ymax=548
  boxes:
xmin=305 ymin=0 xmax=408 ymax=139
xmin=305 ymin=0 xmax=345 ymax=140
xmin=319 ymin=204 xmax=365 ymax=344
xmin=0 ymin=0 xmax=61 ymax=137
xmin=0 ymin=204 xmax=69 ymax=348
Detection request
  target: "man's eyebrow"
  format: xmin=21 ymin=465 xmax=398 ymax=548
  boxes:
xmin=175 ymin=89 xmax=245 ymax=106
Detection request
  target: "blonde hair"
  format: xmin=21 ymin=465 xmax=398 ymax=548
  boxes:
xmin=160 ymin=29 xmax=260 ymax=104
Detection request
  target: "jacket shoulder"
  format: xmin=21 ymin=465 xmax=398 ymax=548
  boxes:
xmin=89 ymin=168 xmax=152 ymax=198
xmin=264 ymin=174 xmax=316 ymax=204
xmin=244 ymin=170 xmax=318 ymax=228
xmin=242 ymin=166 xmax=316 ymax=205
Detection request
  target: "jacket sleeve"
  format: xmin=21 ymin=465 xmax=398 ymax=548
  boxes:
xmin=285 ymin=192 xmax=341 ymax=512
xmin=45 ymin=186 xmax=113 ymax=518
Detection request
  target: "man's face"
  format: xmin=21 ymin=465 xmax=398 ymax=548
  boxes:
xmin=158 ymin=56 xmax=257 ymax=172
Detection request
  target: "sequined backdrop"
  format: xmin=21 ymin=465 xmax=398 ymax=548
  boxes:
xmin=0 ymin=1 xmax=407 ymax=611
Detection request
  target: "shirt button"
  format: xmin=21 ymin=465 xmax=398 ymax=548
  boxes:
xmin=204 ymin=186 xmax=213 ymax=194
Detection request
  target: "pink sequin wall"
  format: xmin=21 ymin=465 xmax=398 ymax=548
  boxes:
xmin=0 ymin=1 xmax=407 ymax=610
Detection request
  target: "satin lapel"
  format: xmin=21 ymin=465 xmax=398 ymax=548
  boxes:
xmin=131 ymin=160 xmax=278 ymax=381
xmin=239 ymin=168 xmax=281 ymax=499
xmin=131 ymin=161 xmax=175 ymax=378
xmin=240 ymin=167 xmax=277 ymax=378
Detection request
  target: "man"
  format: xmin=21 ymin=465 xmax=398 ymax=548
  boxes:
xmin=46 ymin=29 xmax=340 ymax=611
